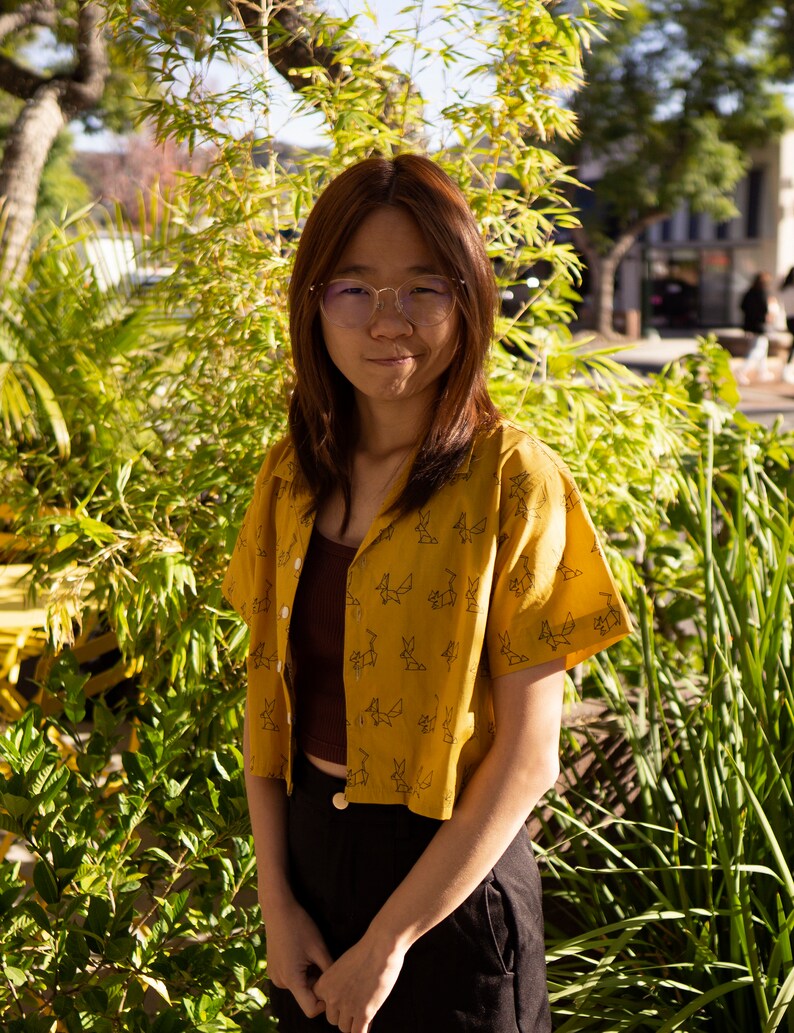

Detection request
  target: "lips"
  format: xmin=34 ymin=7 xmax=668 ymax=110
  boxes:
xmin=367 ymin=355 xmax=417 ymax=365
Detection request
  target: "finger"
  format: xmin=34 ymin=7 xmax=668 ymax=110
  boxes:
xmin=309 ymin=940 xmax=334 ymax=973
xmin=312 ymin=968 xmax=331 ymax=999
xmin=289 ymin=975 xmax=326 ymax=1024
xmin=292 ymin=985 xmax=326 ymax=1019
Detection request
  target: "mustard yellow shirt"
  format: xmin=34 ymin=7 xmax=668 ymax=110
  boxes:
xmin=223 ymin=420 xmax=631 ymax=820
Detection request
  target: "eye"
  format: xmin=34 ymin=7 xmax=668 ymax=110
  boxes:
xmin=406 ymin=276 xmax=451 ymax=296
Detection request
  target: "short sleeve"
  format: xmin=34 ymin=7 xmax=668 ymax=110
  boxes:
xmin=486 ymin=447 xmax=631 ymax=676
xmin=222 ymin=443 xmax=284 ymax=627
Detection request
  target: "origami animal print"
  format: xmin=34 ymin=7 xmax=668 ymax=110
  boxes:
xmin=453 ymin=512 xmax=486 ymax=543
xmin=593 ymin=592 xmax=622 ymax=636
xmin=260 ymin=698 xmax=279 ymax=732
xmin=350 ymin=630 xmax=378 ymax=676
xmin=539 ymin=612 xmax=576 ymax=650
xmin=508 ymin=555 xmax=535 ymax=597
xmin=366 ymin=697 xmax=403 ymax=727
xmin=441 ymin=640 xmax=459 ymax=670
xmin=377 ymin=572 xmax=413 ymax=604
xmin=428 ymin=569 xmax=457 ymax=609
xmin=347 ymin=748 xmax=370 ymax=787
xmin=415 ymin=509 xmax=438 ymax=544
xmin=400 ymin=636 xmax=427 ymax=671
xmin=498 ymin=630 xmax=529 ymax=666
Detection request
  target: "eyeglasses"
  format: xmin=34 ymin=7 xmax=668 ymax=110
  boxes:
xmin=314 ymin=275 xmax=459 ymax=329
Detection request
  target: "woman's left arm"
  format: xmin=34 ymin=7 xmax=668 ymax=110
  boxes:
xmin=313 ymin=655 xmax=566 ymax=1033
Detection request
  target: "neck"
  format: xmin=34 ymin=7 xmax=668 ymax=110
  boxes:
xmin=353 ymin=396 xmax=430 ymax=458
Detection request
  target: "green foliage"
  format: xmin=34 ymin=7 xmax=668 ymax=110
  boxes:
xmin=566 ymin=0 xmax=793 ymax=246
xmin=0 ymin=701 xmax=270 ymax=1031
xmin=533 ymin=347 xmax=794 ymax=1029
xmin=1 ymin=2 xmax=792 ymax=1029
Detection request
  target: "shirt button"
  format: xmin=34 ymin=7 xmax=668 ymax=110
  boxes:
xmin=280 ymin=605 xmax=289 ymax=619
xmin=358 ymin=714 xmax=365 ymax=727
xmin=294 ymin=557 xmax=302 ymax=571
xmin=276 ymin=660 xmax=283 ymax=673
xmin=332 ymin=792 xmax=348 ymax=810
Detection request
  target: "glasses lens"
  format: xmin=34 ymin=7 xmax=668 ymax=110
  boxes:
xmin=397 ymin=276 xmax=455 ymax=326
xmin=320 ymin=276 xmax=456 ymax=327
xmin=322 ymin=280 xmax=376 ymax=328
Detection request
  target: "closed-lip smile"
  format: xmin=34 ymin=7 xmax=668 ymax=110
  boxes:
xmin=368 ymin=354 xmax=417 ymax=365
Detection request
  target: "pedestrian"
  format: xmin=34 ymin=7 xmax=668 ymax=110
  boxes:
xmin=738 ymin=271 xmax=776 ymax=384
xmin=777 ymin=267 xmax=794 ymax=384
xmin=223 ymin=153 xmax=631 ymax=1033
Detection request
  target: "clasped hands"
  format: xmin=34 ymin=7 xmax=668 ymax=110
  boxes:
xmin=266 ymin=901 xmax=405 ymax=1033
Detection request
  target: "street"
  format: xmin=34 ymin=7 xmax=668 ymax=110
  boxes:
xmin=609 ymin=335 xmax=794 ymax=431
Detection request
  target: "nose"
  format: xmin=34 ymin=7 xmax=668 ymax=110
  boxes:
xmin=370 ymin=287 xmax=412 ymax=335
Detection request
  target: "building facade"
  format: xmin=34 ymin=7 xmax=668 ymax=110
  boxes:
xmin=610 ymin=131 xmax=794 ymax=332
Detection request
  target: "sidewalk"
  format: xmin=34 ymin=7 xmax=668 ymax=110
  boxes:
xmin=607 ymin=335 xmax=794 ymax=431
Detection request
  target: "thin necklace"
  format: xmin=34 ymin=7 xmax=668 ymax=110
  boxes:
xmin=361 ymin=445 xmax=413 ymax=501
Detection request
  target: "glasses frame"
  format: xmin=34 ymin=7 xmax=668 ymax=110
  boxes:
xmin=311 ymin=275 xmax=463 ymax=329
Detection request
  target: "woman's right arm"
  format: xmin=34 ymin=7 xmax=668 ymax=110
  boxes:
xmin=243 ymin=705 xmax=332 ymax=1018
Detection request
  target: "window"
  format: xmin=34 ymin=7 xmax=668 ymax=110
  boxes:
xmin=745 ymin=168 xmax=764 ymax=239
xmin=687 ymin=211 xmax=701 ymax=240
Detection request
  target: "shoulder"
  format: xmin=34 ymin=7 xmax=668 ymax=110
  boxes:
xmin=472 ymin=419 xmax=571 ymax=485
xmin=252 ymin=434 xmax=296 ymax=490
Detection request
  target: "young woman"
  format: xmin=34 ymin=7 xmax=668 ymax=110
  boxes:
xmin=738 ymin=271 xmax=776 ymax=385
xmin=224 ymin=154 xmax=631 ymax=1033
xmin=778 ymin=267 xmax=794 ymax=384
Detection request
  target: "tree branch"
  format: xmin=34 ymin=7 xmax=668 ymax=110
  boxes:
xmin=228 ymin=0 xmax=424 ymax=145
xmin=63 ymin=0 xmax=110 ymax=115
xmin=0 ymin=0 xmax=57 ymax=42
xmin=0 ymin=0 xmax=106 ymax=110
xmin=0 ymin=54 xmax=48 ymax=99
xmin=231 ymin=0 xmax=347 ymax=90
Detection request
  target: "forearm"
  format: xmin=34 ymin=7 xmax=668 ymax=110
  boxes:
xmin=243 ymin=705 xmax=293 ymax=920
xmin=366 ymin=659 xmax=564 ymax=956
xmin=244 ymin=707 xmax=333 ymax=1017
xmin=311 ymin=659 xmax=565 ymax=1028
xmin=368 ymin=731 xmax=559 ymax=956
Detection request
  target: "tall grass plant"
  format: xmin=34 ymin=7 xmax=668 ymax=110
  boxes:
xmin=0 ymin=2 xmax=791 ymax=1029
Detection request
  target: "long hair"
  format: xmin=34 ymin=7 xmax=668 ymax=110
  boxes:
xmin=288 ymin=154 xmax=498 ymax=522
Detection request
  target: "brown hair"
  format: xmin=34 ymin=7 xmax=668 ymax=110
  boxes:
xmin=288 ymin=153 xmax=499 ymax=522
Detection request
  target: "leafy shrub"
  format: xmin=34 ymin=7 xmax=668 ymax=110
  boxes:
xmin=1 ymin=2 xmax=791 ymax=1030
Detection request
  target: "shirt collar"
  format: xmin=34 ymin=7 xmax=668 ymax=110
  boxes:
xmin=272 ymin=429 xmax=482 ymax=492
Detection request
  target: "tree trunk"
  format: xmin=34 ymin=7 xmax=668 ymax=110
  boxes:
xmin=0 ymin=83 xmax=67 ymax=281
xmin=571 ymin=215 xmax=665 ymax=339
xmin=0 ymin=0 xmax=109 ymax=282
xmin=594 ymin=252 xmax=619 ymax=338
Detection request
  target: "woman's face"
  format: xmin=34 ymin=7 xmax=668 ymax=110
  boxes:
xmin=319 ymin=206 xmax=459 ymax=415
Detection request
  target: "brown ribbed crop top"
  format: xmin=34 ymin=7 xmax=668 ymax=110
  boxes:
xmin=290 ymin=529 xmax=357 ymax=765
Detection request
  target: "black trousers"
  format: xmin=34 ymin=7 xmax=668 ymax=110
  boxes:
xmin=269 ymin=755 xmax=551 ymax=1032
